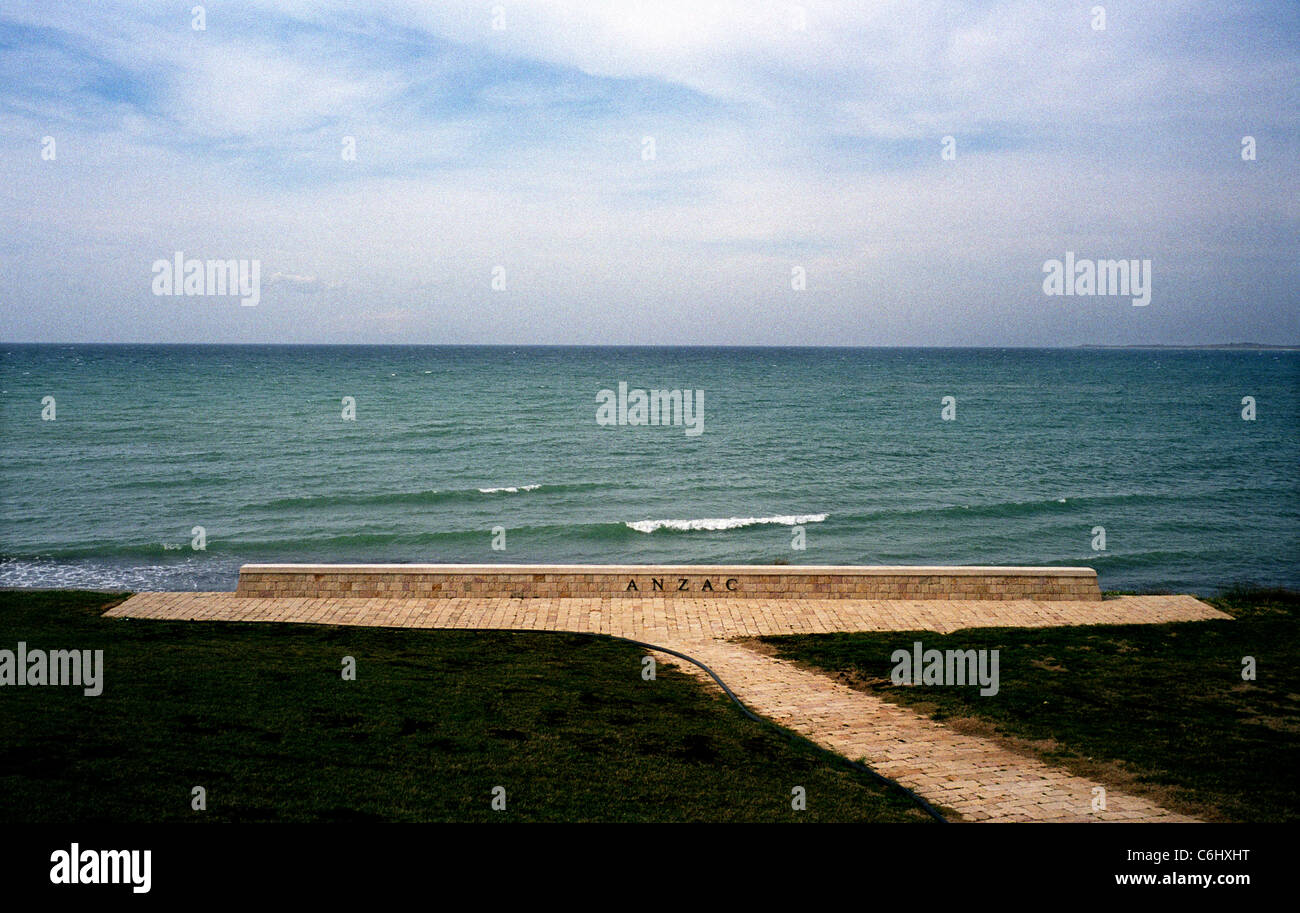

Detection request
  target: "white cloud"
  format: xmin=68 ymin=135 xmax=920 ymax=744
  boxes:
xmin=175 ymin=45 xmax=407 ymax=137
xmin=0 ymin=0 xmax=1295 ymax=345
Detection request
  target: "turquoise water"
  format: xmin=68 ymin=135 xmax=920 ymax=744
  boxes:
xmin=1 ymin=344 xmax=1296 ymax=594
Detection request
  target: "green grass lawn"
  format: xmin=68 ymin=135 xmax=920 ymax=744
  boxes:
xmin=757 ymin=588 xmax=1300 ymax=823
xmin=0 ymin=590 xmax=930 ymax=823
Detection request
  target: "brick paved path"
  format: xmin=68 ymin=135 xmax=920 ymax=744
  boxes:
xmin=107 ymin=592 xmax=1226 ymax=822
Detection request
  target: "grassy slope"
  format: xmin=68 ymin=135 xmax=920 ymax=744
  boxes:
xmin=0 ymin=591 xmax=929 ymax=823
xmin=758 ymin=588 xmax=1300 ymax=822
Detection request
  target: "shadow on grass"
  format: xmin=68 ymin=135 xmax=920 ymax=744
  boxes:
xmin=0 ymin=590 xmax=932 ymax=824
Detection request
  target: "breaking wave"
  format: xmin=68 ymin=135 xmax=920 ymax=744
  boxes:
xmin=625 ymin=514 xmax=828 ymax=534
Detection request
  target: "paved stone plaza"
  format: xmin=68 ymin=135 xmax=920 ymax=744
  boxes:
xmin=107 ymin=584 xmax=1227 ymax=823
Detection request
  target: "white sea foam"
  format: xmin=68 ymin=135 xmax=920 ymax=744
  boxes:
xmin=0 ymin=557 xmax=217 ymax=592
xmin=625 ymin=513 xmax=828 ymax=533
xmin=477 ymin=484 xmax=543 ymax=494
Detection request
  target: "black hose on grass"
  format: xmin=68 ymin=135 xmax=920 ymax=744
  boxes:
xmin=465 ymin=626 xmax=948 ymax=823
xmin=614 ymin=635 xmax=949 ymax=824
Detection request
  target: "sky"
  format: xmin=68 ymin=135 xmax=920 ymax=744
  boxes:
xmin=0 ymin=0 xmax=1296 ymax=346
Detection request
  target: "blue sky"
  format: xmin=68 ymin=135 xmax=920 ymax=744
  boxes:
xmin=0 ymin=1 xmax=1296 ymax=345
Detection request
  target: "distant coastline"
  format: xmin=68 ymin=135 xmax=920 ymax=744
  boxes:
xmin=4 ymin=341 xmax=1300 ymax=350
xmin=1077 ymin=343 xmax=1300 ymax=351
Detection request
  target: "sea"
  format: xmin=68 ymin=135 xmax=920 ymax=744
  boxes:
xmin=1 ymin=345 xmax=1296 ymax=595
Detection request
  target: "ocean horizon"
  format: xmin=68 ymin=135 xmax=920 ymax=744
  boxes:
xmin=2 ymin=343 xmax=1297 ymax=595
